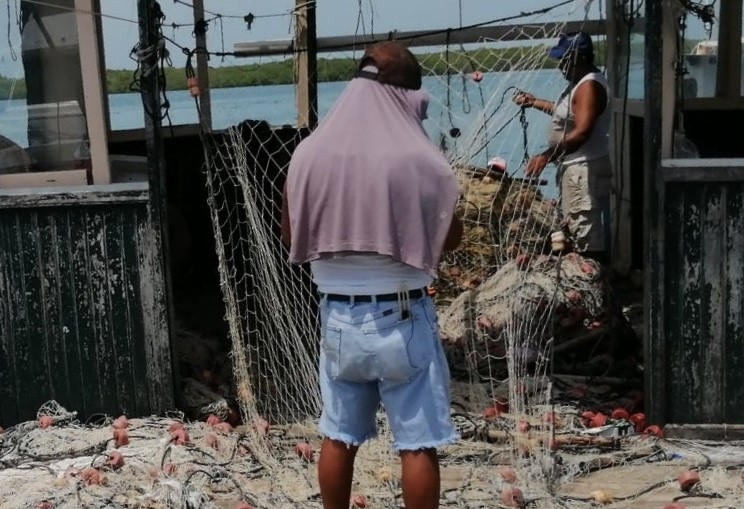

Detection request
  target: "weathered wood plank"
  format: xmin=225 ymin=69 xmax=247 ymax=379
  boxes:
xmin=676 ymin=185 xmax=704 ymax=423
xmin=663 ymin=185 xmax=689 ymax=424
xmin=660 ymin=181 xmax=744 ymax=426
xmin=68 ymin=209 xmax=101 ymax=416
xmin=86 ymin=211 xmax=119 ymax=414
xmin=0 ymin=169 xmax=88 ymax=189
xmin=724 ymin=184 xmax=744 ymax=422
xmin=16 ymin=211 xmax=53 ymax=415
xmin=661 ymin=158 xmax=744 ymax=170
xmin=0 ymin=215 xmax=19 ymax=425
xmin=699 ymin=185 xmax=725 ymax=422
xmin=137 ymin=207 xmax=175 ymax=414
xmin=660 ymin=158 xmax=744 ymax=182
xmin=644 ymin=0 xmax=666 ymax=427
xmin=664 ymin=424 xmax=744 ymax=441
xmin=124 ymin=206 xmax=151 ymax=417
xmin=105 ymin=208 xmax=136 ymax=416
xmin=0 ymin=183 xmax=148 ymax=210
xmin=0 ymin=196 xmax=175 ymax=426
xmin=57 ymin=211 xmax=87 ymax=416
xmin=37 ymin=212 xmax=72 ymax=408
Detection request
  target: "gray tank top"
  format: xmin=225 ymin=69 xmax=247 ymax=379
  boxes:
xmin=548 ymin=71 xmax=611 ymax=165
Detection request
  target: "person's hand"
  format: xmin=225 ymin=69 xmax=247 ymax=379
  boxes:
xmin=525 ymin=154 xmax=549 ymax=178
xmin=513 ymin=91 xmax=535 ymax=108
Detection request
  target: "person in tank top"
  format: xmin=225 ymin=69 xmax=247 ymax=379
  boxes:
xmin=513 ymin=31 xmax=613 ymax=264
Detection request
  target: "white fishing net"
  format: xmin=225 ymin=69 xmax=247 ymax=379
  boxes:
xmin=193 ymin=0 xmax=663 ymax=503
xmin=4 ymin=400 xmax=744 ymax=508
xmin=3 ymin=2 xmax=743 ymax=509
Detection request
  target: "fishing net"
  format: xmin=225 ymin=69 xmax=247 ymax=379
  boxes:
xmin=3 ymin=2 xmax=741 ymax=508
xmin=4 ymin=401 xmax=744 ymax=509
xmin=0 ymin=0 xmax=633 ymax=506
xmin=192 ymin=2 xmax=656 ymax=507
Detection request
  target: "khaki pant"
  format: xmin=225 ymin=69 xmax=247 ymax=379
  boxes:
xmin=557 ymin=155 xmax=612 ymax=253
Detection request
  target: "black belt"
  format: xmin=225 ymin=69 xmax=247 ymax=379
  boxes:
xmin=322 ymin=288 xmax=427 ymax=303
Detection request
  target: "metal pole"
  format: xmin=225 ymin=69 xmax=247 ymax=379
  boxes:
xmin=643 ymin=0 xmax=665 ymax=426
xmin=235 ymin=19 xmax=614 ymax=57
xmin=137 ymin=0 xmax=178 ymax=409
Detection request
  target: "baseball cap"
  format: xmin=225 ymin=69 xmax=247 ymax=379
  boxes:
xmin=548 ymin=32 xmax=594 ymax=60
xmin=357 ymin=41 xmax=423 ymax=90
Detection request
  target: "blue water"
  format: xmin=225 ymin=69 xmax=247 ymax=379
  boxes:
xmin=0 ymin=67 xmax=643 ymax=198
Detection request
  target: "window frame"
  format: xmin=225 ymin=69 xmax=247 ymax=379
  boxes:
xmin=0 ymin=0 xmax=111 ymax=188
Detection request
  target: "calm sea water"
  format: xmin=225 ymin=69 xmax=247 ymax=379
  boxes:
xmin=0 ymin=67 xmax=643 ymax=198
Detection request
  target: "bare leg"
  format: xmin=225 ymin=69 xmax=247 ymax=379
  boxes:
xmin=318 ymin=438 xmax=358 ymax=509
xmin=400 ymin=448 xmax=440 ymax=509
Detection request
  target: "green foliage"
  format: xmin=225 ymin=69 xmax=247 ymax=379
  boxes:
xmin=0 ymin=75 xmax=26 ymax=100
xmin=0 ymin=39 xmax=656 ymax=100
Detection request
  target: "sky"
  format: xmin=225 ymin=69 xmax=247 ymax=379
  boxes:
xmin=96 ymin=0 xmax=610 ymax=69
xmin=0 ymin=0 xmax=719 ymax=74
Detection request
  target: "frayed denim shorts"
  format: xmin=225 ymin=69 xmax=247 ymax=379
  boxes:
xmin=317 ymin=294 xmax=460 ymax=452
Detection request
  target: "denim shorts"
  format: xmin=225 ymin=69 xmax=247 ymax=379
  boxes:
xmin=317 ymin=294 xmax=460 ymax=452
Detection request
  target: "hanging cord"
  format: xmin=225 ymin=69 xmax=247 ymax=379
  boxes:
xmin=192 ymin=17 xmax=208 ymax=38
xmin=612 ymin=0 xmax=639 ymax=257
xmin=466 ymin=85 xmax=529 ymax=164
xmin=456 ymin=0 xmax=472 ymax=116
xmin=519 ymin=106 xmax=530 ymax=165
xmin=679 ymin=0 xmax=716 ymax=31
xmin=451 ymin=0 xmax=490 ymax=159
xmin=351 ymin=0 xmax=367 ymax=64
xmin=129 ymin=1 xmax=175 ymax=136
xmin=672 ymin=0 xmax=716 ymax=140
xmin=16 ymin=0 xmax=577 ymax=59
xmin=183 ymin=46 xmax=212 ymax=131
xmin=444 ymin=30 xmax=459 ymax=137
xmin=671 ymin=1 xmax=717 ymax=153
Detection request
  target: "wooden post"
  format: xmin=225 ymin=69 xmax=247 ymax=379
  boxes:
xmin=92 ymin=0 xmax=112 ymax=138
xmin=604 ymin=0 xmax=618 ymax=92
xmin=294 ymin=0 xmax=318 ymax=128
xmin=660 ymin=0 xmax=678 ymax=159
xmin=192 ymin=0 xmax=212 ymax=129
xmin=715 ymin=0 xmax=743 ymax=98
xmin=643 ymin=0 xmax=666 ymax=426
xmin=136 ymin=0 xmax=177 ymax=413
xmin=606 ymin=0 xmax=628 ymax=271
xmin=75 ymin=0 xmax=111 ymax=184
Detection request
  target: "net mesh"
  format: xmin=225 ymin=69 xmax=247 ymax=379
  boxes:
xmin=3 ymin=2 xmax=743 ymax=509
xmin=4 ymin=401 xmax=744 ymax=508
xmin=194 ymin=4 xmax=648 ymax=506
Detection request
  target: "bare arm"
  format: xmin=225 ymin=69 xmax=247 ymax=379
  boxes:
xmin=541 ymin=80 xmax=607 ymax=162
xmin=281 ymin=181 xmax=291 ymax=248
xmin=530 ymin=98 xmax=556 ymax=116
xmin=513 ymin=92 xmax=555 ymax=116
xmin=442 ymin=215 xmax=463 ymax=252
